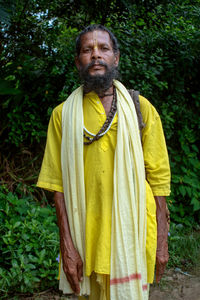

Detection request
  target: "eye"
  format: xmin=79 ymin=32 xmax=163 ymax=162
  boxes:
xmin=82 ymin=48 xmax=92 ymax=53
xmin=101 ymin=46 xmax=109 ymax=51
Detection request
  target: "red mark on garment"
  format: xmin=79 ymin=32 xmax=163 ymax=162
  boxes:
xmin=142 ymin=284 xmax=148 ymax=291
xmin=110 ymin=273 xmax=142 ymax=285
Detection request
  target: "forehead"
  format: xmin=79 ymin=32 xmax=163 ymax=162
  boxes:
xmin=80 ymin=30 xmax=113 ymax=47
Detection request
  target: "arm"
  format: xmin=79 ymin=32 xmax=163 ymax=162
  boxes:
xmin=155 ymin=196 xmax=169 ymax=283
xmin=54 ymin=191 xmax=83 ymax=294
xmin=139 ymin=97 xmax=171 ymax=282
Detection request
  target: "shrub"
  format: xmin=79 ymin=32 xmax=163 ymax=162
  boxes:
xmin=0 ymin=0 xmax=200 ymax=226
xmin=168 ymin=222 xmax=200 ymax=269
xmin=0 ymin=185 xmax=59 ymax=298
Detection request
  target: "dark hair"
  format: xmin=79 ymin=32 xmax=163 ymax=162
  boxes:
xmin=76 ymin=24 xmax=119 ymax=56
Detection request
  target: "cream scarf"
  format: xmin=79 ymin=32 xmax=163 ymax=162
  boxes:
xmin=60 ymin=80 xmax=148 ymax=300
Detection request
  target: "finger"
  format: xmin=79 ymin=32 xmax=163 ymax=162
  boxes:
xmin=64 ymin=269 xmax=80 ymax=294
xmin=70 ymin=273 xmax=80 ymax=294
xmin=77 ymin=261 xmax=83 ymax=281
xmin=156 ymin=264 xmax=163 ymax=283
xmin=156 ymin=260 xmax=166 ymax=283
xmin=65 ymin=273 xmax=76 ymax=291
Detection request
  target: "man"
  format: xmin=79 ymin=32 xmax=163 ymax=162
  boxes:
xmin=37 ymin=24 xmax=170 ymax=300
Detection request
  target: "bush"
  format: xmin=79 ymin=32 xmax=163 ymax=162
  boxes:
xmin=168 ymin=222 xmax=200 ymax=269
xmin=0 ymin=185 xmax=59 ymax=298
xmin=111 ymin=3 xmax=200 ymax=224
xmin=168 ymin=126 xmax=200 ymax=226
xmin=0 ymin=0 xmax=200 ymax=225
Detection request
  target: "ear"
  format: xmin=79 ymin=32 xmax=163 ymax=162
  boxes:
xmin=114 ymin=51 xmax=120 ymax=66
xmin=75 ymin=56 xmax=80 ymax=70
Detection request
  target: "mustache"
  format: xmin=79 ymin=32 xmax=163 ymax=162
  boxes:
xmin=81 ymin=60 xmax=108 ymax=72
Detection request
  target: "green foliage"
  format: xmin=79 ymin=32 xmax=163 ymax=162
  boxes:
xmin=168 ymin=125 xmax=200 ymax=225
xmin=110 ymin=2 xmax=200 ymax=224
xmin=0 ymin=185 xmax=59 ymax=297
xmin=0 ymin=0 xmax=200 ymax=224
xmin=0 ymin=1 xmax=200 ymax=296
xmin=168 ymin=223 xmax=200 ymax=269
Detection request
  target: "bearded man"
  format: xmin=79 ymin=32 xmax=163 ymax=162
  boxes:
xmin=37 ymin=24 xmax=170 ymax=300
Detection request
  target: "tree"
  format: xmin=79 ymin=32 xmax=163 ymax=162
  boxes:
xmin=0 ymin=0 xmax=200 ymax=222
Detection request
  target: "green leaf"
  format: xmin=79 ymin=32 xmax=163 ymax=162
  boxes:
xmin=185 ymin=186 xmax=192 ymax=197
xmin=26 ymin=263 xmax=36 ymax=270
xmin=179 ymin=185 xmax=186 ymax=197
xmin=0 ymin=79 xmax=22 ymax=95
xmin=38 ymin=249 xmax=46 ymax=264
xmin=191 ymin=198 xmax=200 ymax=211
xmin=13 ymin=221 xmax=21 ymax=229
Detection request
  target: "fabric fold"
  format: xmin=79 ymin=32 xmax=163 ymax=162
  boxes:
xmin=60 ymin=81 xmax=148 ymax=299
xmin=60 ymin=86 xmax=90 ymax=295
xmin=110 ymin=81 xmax=148 ymax=300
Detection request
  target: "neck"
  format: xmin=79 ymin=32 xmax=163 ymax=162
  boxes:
xmin=98 ymin=86 xmax=115 ymax=117
xmin=83 ymin=81 xmax=114 ymax=98
xmin=98 ymin=85 xmax=114 ymax=100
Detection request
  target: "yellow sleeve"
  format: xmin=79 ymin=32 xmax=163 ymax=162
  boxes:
xmin=139 ymin=96 xmax=171 ymax=196
xmin=37 ymin=102 xmax=64 ymax=193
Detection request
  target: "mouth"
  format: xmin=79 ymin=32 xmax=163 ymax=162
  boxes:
xmin=90 ymin=64 xmax=104 ymax=70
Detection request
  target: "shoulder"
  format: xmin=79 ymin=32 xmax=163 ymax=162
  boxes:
xmin=139 ymin=95 xmax=160 ymax=124
xmin=47 ymin=102 xmax=65 ymax=135
xmin=50 ymin=102 xmax=65 ymax=124
xmin=52 ymin=102 xmax=64 ymax=118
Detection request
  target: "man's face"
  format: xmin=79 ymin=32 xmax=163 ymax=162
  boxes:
xmin=75 ymin=30 xmax=119 ymax=76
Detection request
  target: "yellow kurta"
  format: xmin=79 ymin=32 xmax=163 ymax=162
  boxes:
xmin=37 ymin=92 xmax=170 ymax=283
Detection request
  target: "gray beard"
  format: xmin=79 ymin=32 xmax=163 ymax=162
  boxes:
xmin=79 ymin=60 xmax=119 ymax=95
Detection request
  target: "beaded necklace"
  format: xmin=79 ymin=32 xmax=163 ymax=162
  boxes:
xmin=84 ymin=87 xmax=117 ymax=145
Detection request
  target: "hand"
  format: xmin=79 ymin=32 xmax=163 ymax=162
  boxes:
xmin=53 ymin=191 xmax=83 ymax=295
xmin=61 ymin=241 xmax=83 ymax=294
xmin=155 ymin=196 xmax=169 ymax=283
xmin=54 ymin=192 xmax=83 ymax=294
xmin=156 ymin=226 xmax=169 ymax=283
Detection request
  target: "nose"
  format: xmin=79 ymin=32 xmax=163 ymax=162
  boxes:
xmin=91 ymin=47 xmax=102 ymax=60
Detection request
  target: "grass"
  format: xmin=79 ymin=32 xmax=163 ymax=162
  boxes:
xmin=168 ymin=222 xmax=200 ymax=271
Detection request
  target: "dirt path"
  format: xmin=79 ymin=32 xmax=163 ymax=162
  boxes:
xmin=149 ymin=269 xmax=200 ymax=300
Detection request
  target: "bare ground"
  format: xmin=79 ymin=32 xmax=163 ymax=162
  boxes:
xmin=149 ymin=269 xmax=200 ymax=300
xmin=15 ymin=268 xmax=200 ymax=300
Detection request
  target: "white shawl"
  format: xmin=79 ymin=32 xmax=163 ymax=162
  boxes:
xmin=60 ymin=80 xmax=148 ymax=300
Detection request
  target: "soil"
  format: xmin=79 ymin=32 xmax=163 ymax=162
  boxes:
xmin=17 ymin=268 xmax=200 ymax=300
xmin=149 ymin=268 xmax=200 ymax=300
